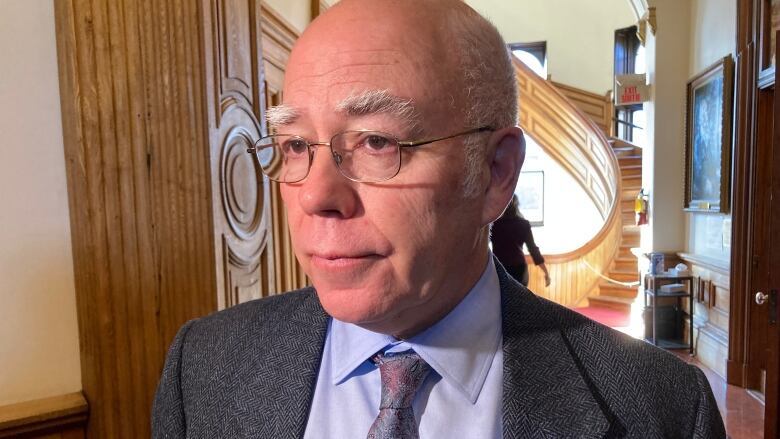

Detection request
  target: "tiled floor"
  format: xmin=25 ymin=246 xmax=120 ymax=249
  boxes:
xmin=575 ymin=304 xmax=766 ymax=438
xmin=673 ymin=351 xmax=765 ymax=439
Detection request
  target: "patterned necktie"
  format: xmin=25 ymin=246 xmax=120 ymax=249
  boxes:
xmin=367 ymin=350 xmax=432 ymax=439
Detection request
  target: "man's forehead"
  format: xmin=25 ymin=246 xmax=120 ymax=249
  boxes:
xmin=282 ymin=48 xmax=429 ymax=112
xmin=285 ymin=48 xmax=408 ymax=90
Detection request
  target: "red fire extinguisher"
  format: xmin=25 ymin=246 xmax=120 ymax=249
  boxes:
xmin=635 ymin=188 xmax=649 ymax=226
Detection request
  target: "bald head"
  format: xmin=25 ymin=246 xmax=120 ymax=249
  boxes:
xmin=278 ymin=0 xmax=517 ymax=195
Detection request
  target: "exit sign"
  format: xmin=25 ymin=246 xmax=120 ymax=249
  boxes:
xmin=615 ymin=74 xmax=650 ymax=106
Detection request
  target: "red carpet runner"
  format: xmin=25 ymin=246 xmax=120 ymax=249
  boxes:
xmin=572 ymin=307 xmax=630 ymax=328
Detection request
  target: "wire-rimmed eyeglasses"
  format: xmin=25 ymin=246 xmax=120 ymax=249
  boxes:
xmin=246 ymin=126 xmax=492 ymax=183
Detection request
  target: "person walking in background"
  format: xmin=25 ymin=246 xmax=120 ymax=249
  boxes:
xmin=491 ymin=194 xmax=551 ymax=287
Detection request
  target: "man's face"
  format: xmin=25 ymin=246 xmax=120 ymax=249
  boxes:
xmin=277 ymin=3 xmax=492 ymax=337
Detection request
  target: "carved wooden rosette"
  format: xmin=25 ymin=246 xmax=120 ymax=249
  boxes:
xmin=205 ymin=0 xmax=276 ymax=309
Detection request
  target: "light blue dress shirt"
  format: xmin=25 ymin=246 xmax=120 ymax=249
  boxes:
xmin=304 ymin=257 xmax=503 ymax=438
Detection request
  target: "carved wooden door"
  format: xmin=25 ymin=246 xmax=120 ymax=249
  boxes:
xmin=203 ymin=0 xmax=276 ymax=308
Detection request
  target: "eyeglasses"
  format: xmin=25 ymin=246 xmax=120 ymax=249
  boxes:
xmin=246 ymin=126 xmax=493 ymax=183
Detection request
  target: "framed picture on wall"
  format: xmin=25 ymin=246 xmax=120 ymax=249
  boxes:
xmin=516 ymin=171 xmax=544 ymax=226
xmin=684 ymin=55 xmax=734 ymax=213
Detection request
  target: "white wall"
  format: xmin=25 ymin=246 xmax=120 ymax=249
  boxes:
xmin=0 ymin=1 xmax=81 ymax=405
xmin=286 ymin=0 xmax=635 ymax=95
xmin=264 ymin=0 xmax=312 ymax=33
xmin=520 ymin=138 xmax=603 ymax=254
xmin=467 ymin=0 xmax=636 ymax=94
xmin=685 ymin=0 xmax=736 ymax=262
xmin=642 ymin=0 xmax=692 ymax=253
xmin=641 ymin=0 xmax=734 ymax=261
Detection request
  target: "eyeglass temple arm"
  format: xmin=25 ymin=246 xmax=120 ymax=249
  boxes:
xmin=399 ymin=125 xmax=493 ymax=148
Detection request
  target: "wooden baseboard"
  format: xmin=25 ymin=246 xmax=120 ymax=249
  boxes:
xmin=696 ymin=324 xmax=729 ymax=379
xmin=0 ymin=392 xmax=88 ymax=438
xmin=727 ymin=359 xmax=747 ymax=387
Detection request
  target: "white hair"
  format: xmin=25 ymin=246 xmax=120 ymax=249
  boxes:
xmin=266 ymin=105 xmax=300 ymax=131
xmin=444 ymin=5 xmax=518 ymax=198
xmin=336 ymin=89 xmax=422 ymax=135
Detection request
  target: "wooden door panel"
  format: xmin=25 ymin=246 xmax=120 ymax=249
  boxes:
xmin=216 ymin=106 xmax=274 ymax=306
xmin=206 ymin=0 xmax=276 ymax=308
xmin=764 ymin=30 xmax=780 ymax=437
xmin=220 ymin=0 xmax=254 ymax=97
xmin=748 ymin=87 xmax=775 ymax=392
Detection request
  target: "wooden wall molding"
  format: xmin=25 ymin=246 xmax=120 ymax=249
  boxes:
xmin=0 ymin=392 xmax=87 ymax=438
xmin=680 ymin=253 xmax=732 ymax=379
xmin=551 ymin=81 xmax=614 ymax=137
xmin=260 ymin=3 xmax=300 ymax=71
xmin=678 ymin=252 xmax=730 ymax=275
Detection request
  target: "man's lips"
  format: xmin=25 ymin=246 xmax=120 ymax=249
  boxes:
xmin=309 ymin=253 xmax=384 ymax=270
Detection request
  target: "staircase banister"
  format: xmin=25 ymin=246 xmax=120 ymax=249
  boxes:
xmin=513 ymin=57 xmax=625 ymax=306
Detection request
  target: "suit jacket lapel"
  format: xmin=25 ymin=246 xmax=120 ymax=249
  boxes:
xmin=499 ymin=263 xmax=615 ymax=439
xmin=240 ymin=289 xmax=329 ymax=438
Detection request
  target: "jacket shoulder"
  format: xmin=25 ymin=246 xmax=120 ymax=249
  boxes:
xmin=540 ymin=297 xmax=724 ymax=437
xmin=153 ymin=287 xmax=329 ymax=438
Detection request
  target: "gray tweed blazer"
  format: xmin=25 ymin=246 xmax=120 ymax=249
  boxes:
xmin=152 ymin=262 xmax=726 ymax=438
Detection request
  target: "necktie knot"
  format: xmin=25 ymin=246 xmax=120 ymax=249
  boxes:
xmin=367 ymin=350 xmax=431 ymax=439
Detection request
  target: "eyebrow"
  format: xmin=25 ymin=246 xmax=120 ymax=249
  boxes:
xmin=336 ymin=89 xmax=422 ymax=135
xmin=266 ymin=105 xmax=300 ymax=130
xmin=265 ymin=89 xmax=422 ymax=135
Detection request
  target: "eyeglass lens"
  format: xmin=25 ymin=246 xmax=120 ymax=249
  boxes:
xmin=253 ymin=131 xmax=403 ymax=183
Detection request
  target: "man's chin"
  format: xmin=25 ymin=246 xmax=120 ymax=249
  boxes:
xmin=313 ymin=285 xmax=392 ymax=327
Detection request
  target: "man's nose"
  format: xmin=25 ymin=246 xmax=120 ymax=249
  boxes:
xmin=297 ymin=145 xmax=359 ymax=218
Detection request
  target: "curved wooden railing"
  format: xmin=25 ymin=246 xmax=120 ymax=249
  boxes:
xmin=513 ymin=58 xmax=623 ymax=306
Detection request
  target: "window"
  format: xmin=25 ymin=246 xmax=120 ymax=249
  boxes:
xmin=509 ymin=41 xmax=547 ymax=78
xmin=614 ymin=26 xmax=645 ymax=147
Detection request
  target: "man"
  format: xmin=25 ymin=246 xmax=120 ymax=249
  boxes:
xmin=153 ymin=0 xmax=726 ymax=437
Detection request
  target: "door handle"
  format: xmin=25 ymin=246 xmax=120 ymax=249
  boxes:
xmin=757 ymin=291 xmax=769 ymax=305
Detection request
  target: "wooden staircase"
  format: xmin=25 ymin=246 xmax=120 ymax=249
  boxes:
xmin=587 ymin=139 xmax=643 ymax=311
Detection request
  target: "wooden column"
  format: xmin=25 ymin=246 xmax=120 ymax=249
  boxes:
xmin=728 ymin=0 xmax=757 ymax=387
xmin=55 ymin=1 xmax=218 ymax=436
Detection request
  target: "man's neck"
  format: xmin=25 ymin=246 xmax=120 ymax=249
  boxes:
xmin=389 ymin=246 xmax=491 ymax=339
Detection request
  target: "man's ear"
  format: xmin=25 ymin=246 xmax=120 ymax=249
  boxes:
xmin=481 ymin=126 xmax=525 ymax=225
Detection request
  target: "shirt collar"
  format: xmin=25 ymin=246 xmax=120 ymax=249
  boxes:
xmin=330 ymin=255 xmax=502 ymax=404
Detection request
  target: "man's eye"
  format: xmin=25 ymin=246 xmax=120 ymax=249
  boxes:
xmin=282 ymin=139 xmax=308 ymax=155
xmin=362 ymin=135 xmax=392 ymax=151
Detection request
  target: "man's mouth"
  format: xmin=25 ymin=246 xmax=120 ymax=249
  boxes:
xmin=309 ymin=253 xmax=383 ymax=270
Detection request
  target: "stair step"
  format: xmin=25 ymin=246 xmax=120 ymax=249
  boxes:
xmin=622 ymin=175 xmax=642 ymax=187
xmin=614 ymin=257 xmax=638 ymax=271
xmin=621 ymin=188 xmax=642 ymax=200
xmin=609 ymin=269 xmax=640 ymax=282
xmin=587 ymin=295 xmax=634 ymax=312
xmin=609 ymin=138 xmax=643 ymax=154
xmin=599 ymin=282 xmax=639 ymax=299
xmin=617 ymin=153 xmax=642 ymax=161
xmin=618 ymin=245 xmax=635 ymax=258
xmin=622 ymin=225 xmax=640 ymax=235
xmin=621 ymin=236 xmax=640 ymax=247
xmin=621 ymin=165 xmax=642 ymax=177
